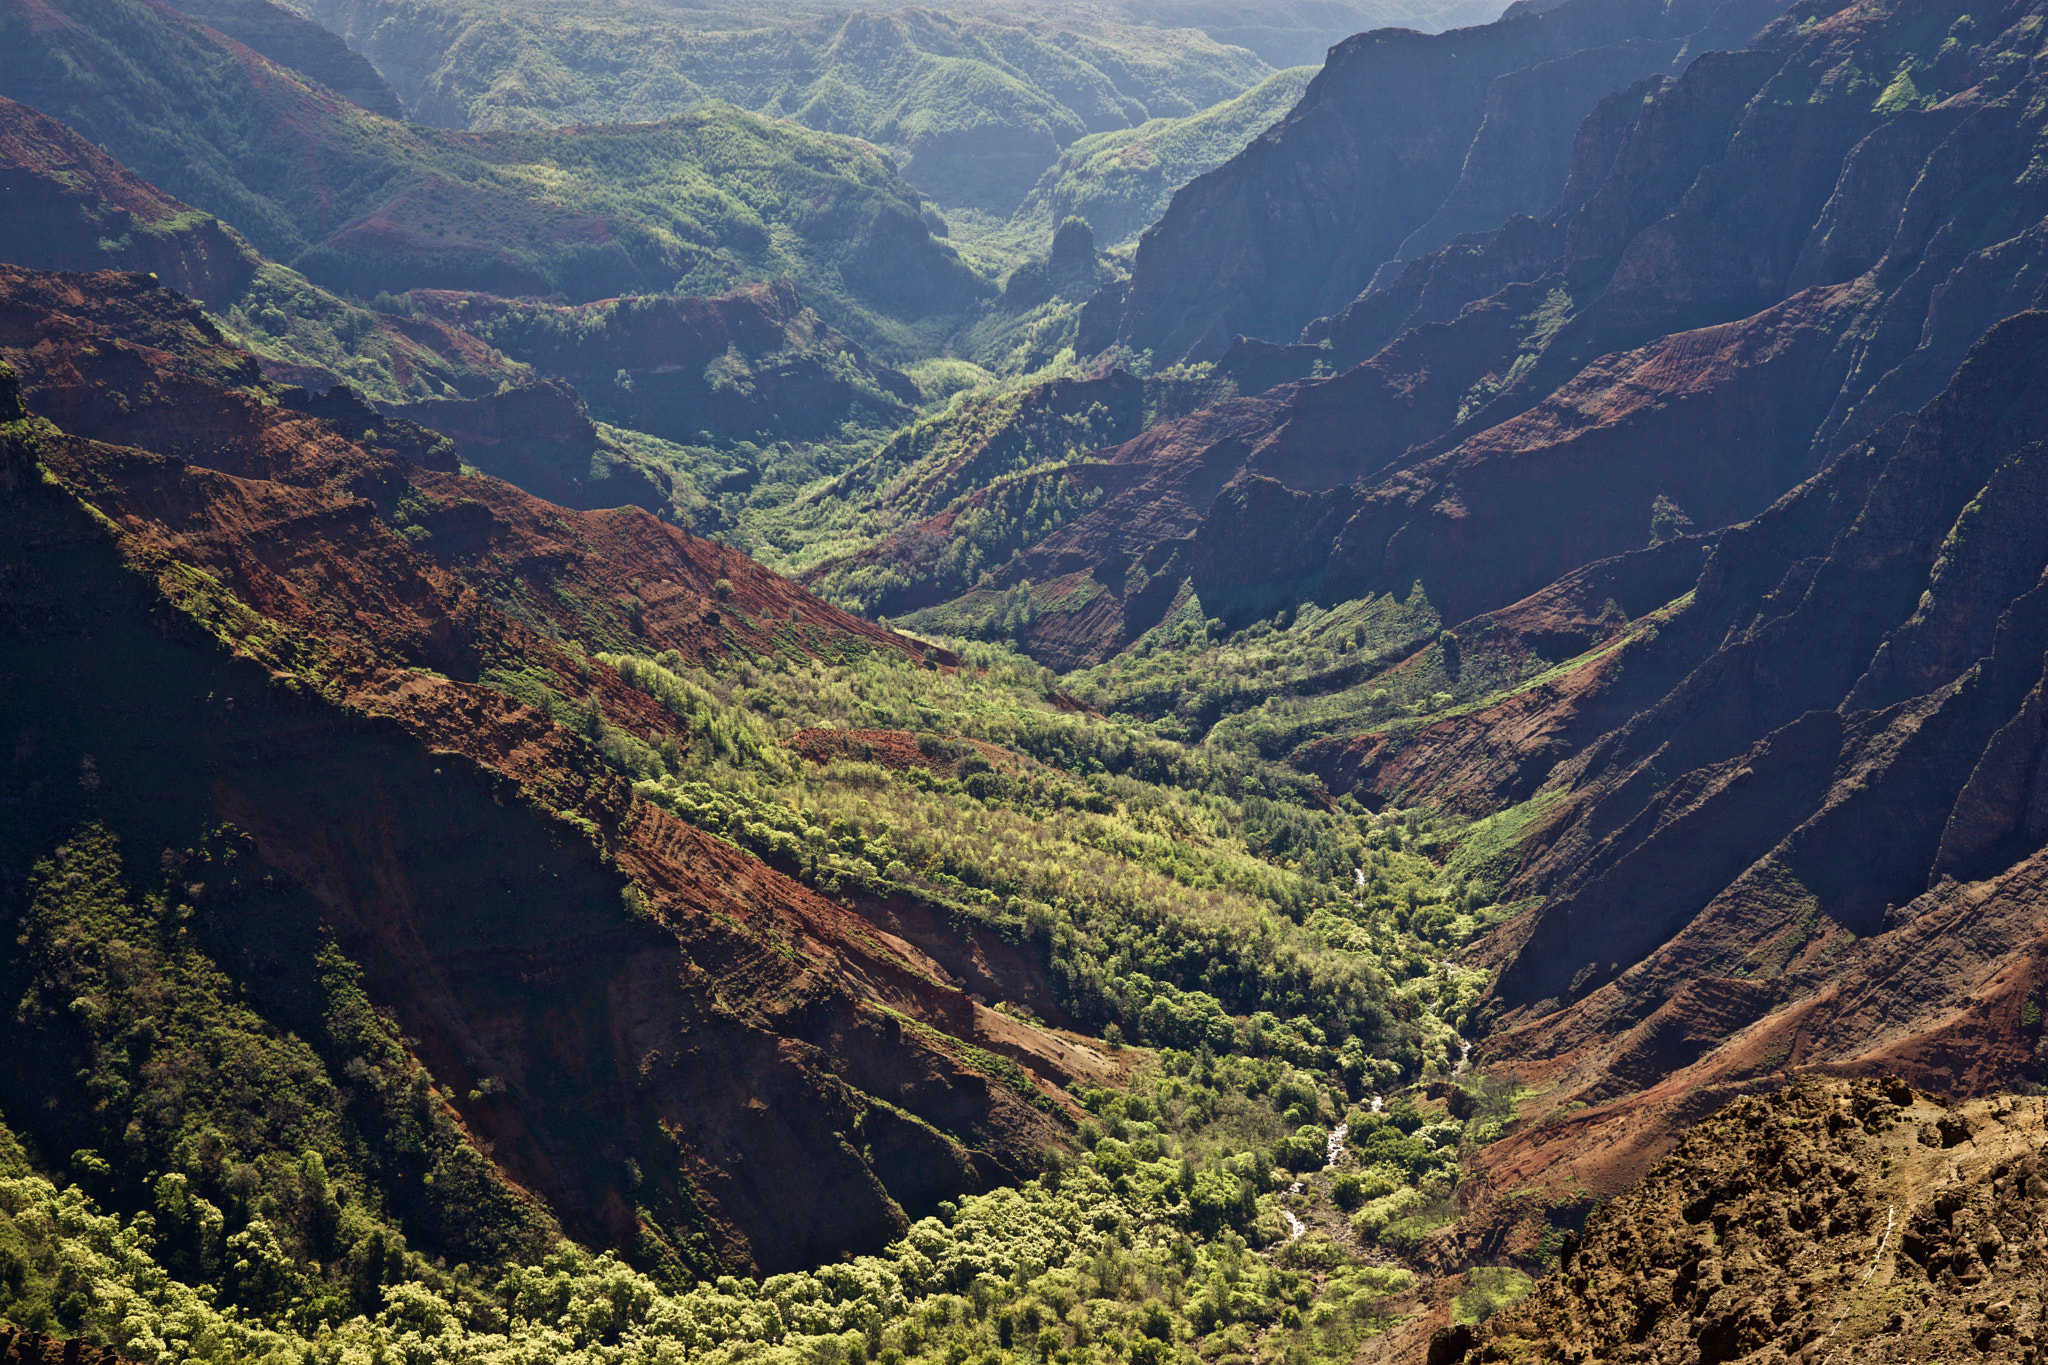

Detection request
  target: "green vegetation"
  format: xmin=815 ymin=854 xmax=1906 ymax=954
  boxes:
xmin=1 ymin=0 xmax=984 ymax=351
xmin=1050 ymin=580 xmax=1690 ymax=771
xmin=0 ymin=2 xmax=1622 ymax=1352
xmin=0 ymin=825 xmax=556 ymax=1342
xmin=1024 ymin=68 xmax=1318 ymax=249
xmin=753 ymin=359 xmax=1232 ymax=596
xmin=302 ymin=0 xmax=1271 ymax=216
xmin=212 ymin=260 xmax=521 ymax=404
xmin=0 ymin=615 xmax=1555 ymax=1365
xmin=0 ymin=1043 xmax=1459 ymax=1365
xmin=571 ymin=637 xmax=1527 ymax=1075
xmin=1451 ymin=1267 xmax=1534 ymax=1325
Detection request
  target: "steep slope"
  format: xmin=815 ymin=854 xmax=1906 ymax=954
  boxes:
xmin=1025 ymin=65 xmax=1319 ymax=250
xmin=0 ymin=0 xmax=984 ymax=345
xmin=296 ymin=0 xmax=1272 ymax=213
xmin=0 ymin=263 xmax=1084 ymax=1277
xmin=405 ymin=282 xmax=922 ymax=446
xmin=881 ymin=0 xmax=2048 ymax=676
xmin=167 ymin=0 xmax=404 ymax=117
xmin=1081 ymin=0 xmax=1792 ymax=363
xmin=1284 ymin=313 xmax=2048 ymax=1279
xmin=0 ymin=93 xmax=515 ymax=404
xmin=1444 ymin=307 xmax=2048 ymax=1114
xmin=1441 ymin=1078 xmax=2048 ymax=1365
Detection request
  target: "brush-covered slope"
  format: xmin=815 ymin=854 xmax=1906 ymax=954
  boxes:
xmin=404 ymin=281 xmax=922 ymax=447
xmin=1024 ymin=65 xmax=1318 ymax=250
xmin=0 ymin=261 xmax=1082 ymax=1281
xmin=166 ymin=0 xmax=403 ymax=117
xmin=0 ymin=0 xmax=983 ymax=346
xmin=1081 ymin=0 xmax=1792 ymax=363
xmin=296 ymin=0 xmax=1273 ymax=213
xmin=0 ymin=93 xmax=516 ymax=404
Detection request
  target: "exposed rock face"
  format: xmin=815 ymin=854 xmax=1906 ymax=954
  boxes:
xmin=903 ymin=0 xmax=2048 ymax=675
xmin=165 ymin=0 xmax=405 ymax=118
xmin=1447 ymin=1079 xmax=2048 ymax=1365
xmin=1081 ymin=0 xmax=1792 ymax=363
xmin=0 ymin=264 xmax=1091 ymax=1274
xmin=1482 ymin=308 xmax=2048 ymax=1018
xmin=1333 ymin=311 xmax=2048 ymax=1263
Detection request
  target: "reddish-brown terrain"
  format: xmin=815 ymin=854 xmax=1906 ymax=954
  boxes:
xmin=0 ymin=263 xmax=1102 ymax=1273
xmin=900 ymin=0 xmax=2048 ymax=677
xmin=1315 ymin=308 xmax=2048 ymax=1290
xmin=0 ymin=93 xmax=518 ymax=401
xmin=1424 ymin=1079 xmax=2048 ymax=1365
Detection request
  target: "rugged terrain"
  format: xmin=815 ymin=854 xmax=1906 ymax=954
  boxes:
xmin=1081 ymin=0 xmax=1792 ymax=363
xmin=1434 ymin=1078 xmax=2048 ymax=1365
xmin=0 ymin=93 xmax=516 ymax=405
xmin=0 ymin=0 xmax=983 ymax=345
xmin=0 ymin=263 xmax=1092 ymax=1277
xmin=6 ymin=0 xmax=2048 ymax=1356
xmin=295 ymin=0 xmax=1272 ymax=215
xmin=884 ymin=0 xmax=2048 ymax=677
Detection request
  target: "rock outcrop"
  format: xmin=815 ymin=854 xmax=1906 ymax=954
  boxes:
xmin=897 ymin=0 xmax=2048 ymax=675
xmin=1081 ymin=0 xmax=1792 ymax=364
xmin=1446 ymin=1078 xmax=2048 ymax=1365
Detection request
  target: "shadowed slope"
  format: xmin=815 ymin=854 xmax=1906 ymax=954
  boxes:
xmin=0 ymin=264 xmax=1083 ymax=1277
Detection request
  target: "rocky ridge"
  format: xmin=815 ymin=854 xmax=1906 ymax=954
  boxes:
xmin=891 ymin=0 xmax=2048 ymax=680
xmin=1081 ymin=0 xmax=1792 ymax=363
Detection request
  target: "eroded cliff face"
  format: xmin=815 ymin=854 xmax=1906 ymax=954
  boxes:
xmin=1309 ymin=313 xmax=2048 ymax=1281
xmin=893 ymin=0 xmax=2048 ymax=677
xmin=0 ymin=264 xmax=1092 ymax=1275
xmin=1081 ymin=0 xmax=1793 ymax=364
